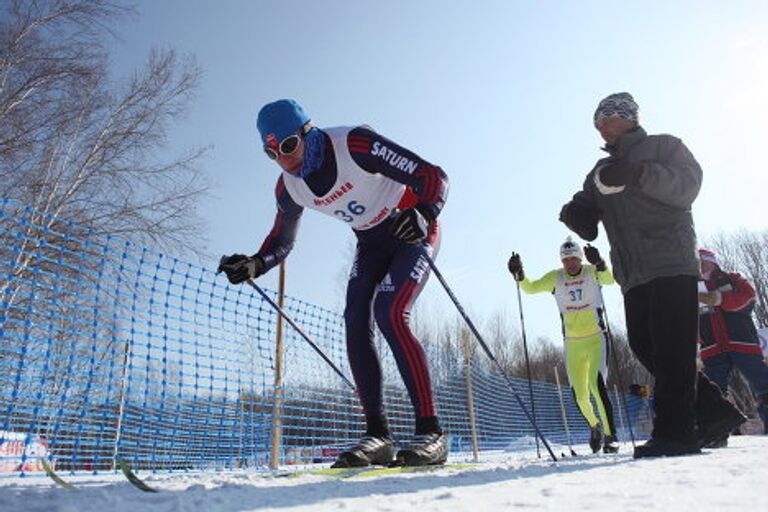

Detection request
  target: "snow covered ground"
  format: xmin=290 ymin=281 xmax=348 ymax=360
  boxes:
xmin=2 ymin=435 xmax=766 ymax=512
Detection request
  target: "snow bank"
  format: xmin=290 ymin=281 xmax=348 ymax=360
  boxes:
xmin=1 ymin=436 xmax=765 ymax=512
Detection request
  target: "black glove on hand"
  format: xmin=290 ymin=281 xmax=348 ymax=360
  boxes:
xmin=598 ymin=159 xmax=642 ymax=187
xmin=390 ymin=208 xmax=429 ymax=244
xmin=507 ymin=252 xmax=525 ymax=281
xmin=559 ymin=202 xmax=599 ymax=242
xmin=217 ymin=254 xmax=265 ymax=284
xmin=584 ymin=244 xmax=606 ymax=271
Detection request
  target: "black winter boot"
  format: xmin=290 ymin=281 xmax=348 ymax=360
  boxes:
xmin=633 ymin=436 xmax=701 ymax=459
xmin=705 ymin=435 xmax=728 ymax=449
xmin=694 ymin=373 xmax=747 ymax=448
xmin=697 ymin=406 xmax=746 ymax=448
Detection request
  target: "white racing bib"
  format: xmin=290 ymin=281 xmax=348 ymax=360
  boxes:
xmin=281 ymin=126 xmax=406 ymax=230
xmin=553 ymin=268 xmax=601 ymax=315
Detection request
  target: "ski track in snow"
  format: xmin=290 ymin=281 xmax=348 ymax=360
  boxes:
xmin=1 ymin=436 xmax=765 ymax=512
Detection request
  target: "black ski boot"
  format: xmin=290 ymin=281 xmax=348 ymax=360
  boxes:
xmin=395 ymin=432 xmax=448 ymax=466
xmin=602 ymin=434 xmax=619 ymax=454
xmin=589 ymin=424 xmax=603 ymax=453
xmin=331 ymin=435 xmax=394 ymax=468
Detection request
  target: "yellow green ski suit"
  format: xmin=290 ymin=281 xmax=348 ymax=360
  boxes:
xmin=520 ymin=264 xmax=617 ymax=435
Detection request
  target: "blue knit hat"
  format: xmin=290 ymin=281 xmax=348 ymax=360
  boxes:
xmin=256 ymin=99 xmax=311 ymax=145
xmin=594 ymin=92 xmax=639 ymax=126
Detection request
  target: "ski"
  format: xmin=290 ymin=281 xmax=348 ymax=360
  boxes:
xmin=273 ymin=466 xmax=374 ymax=479
xmin=117 ymin=458 xmax=158 ymax=493
xmin=274 ymin=462 xmax=476 ymax=480
xmin=39 ymin=457 xmax=75 ymax=489
xmin=355 ymin=462 xmax=476 ymax=478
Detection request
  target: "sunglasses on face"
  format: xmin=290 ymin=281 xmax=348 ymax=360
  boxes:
xmin=264 ymin=134 xmax=301 ymax=160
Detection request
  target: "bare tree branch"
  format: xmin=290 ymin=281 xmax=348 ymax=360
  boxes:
xmin=0 ymin=0 xmax=211 ymax=268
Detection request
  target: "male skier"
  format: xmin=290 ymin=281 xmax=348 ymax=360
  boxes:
xmin=219 ymin=99 xmax=449 ymax=467
xmin=509 ymin=238 xmax=620 ymax=453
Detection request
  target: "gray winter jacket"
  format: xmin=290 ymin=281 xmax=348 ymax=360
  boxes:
xmin=561 ymin=126 xmax=702 ymax=293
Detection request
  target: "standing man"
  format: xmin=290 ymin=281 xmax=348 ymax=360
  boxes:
xmin=218 ymin=99 xmax=449 ymax=467
xmin=508 ymin=238 xmax=620 ymax=454
xmin=559 ymin=92 xmax=745 ymax=458
xmin=698 ymin=248 xmax=768 ymax=440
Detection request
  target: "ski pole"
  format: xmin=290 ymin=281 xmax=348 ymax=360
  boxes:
xmin=515 ymin=280 xmax=540 ymax=458
xmin=553 ymin=365 xmax=577 ymax=457
xmin=222 ymin=269 xmax=356 ymax=391
xmin=246 ymin=278 xmax=355 ymax=390
xmin=423 ymin=252 xmax=558 ymax=462
xmin=597 ymin=286 xmax=636 ymax=447
xmin=613 ymin=384 xmax=628 ymax=444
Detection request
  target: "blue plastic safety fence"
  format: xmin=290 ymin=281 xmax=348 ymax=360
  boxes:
xmin=0 ymin=200 xmax=650 ymax=476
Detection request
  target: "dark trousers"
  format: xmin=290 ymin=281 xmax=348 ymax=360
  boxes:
xmin=344 ymin=219 xmax=440 ymax=419
xmin=624 ymin=275 xmax=700 ymax=442
xmin=704 ymin=351 xmax=768 ymax=426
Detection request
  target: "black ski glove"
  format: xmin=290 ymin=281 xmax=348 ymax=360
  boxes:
xmin=584 ymin=244 xmax=606 ymax=272
xmin=598 ymin=159 xmax=643 ymax=187
xmin=559 ymin=202 xmax=599 ymax=242
xmin=507 ymin=252 xmax=525 ymax=281
xmin=390 ymin=208 xmax=429 ymax=244
xmin=217 ymin=254 xmax=265 ymax=284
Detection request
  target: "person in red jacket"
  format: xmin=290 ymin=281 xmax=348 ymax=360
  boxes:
xmin=698 ymin=248 xmax=768 ymax=439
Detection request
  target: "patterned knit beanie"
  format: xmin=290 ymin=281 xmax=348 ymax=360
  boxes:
xmin=594 ymin=92 xmax=639 ymax=127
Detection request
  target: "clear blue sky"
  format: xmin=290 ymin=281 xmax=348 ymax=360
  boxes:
xmin=109 ymin=1 xmax=768 ymax=345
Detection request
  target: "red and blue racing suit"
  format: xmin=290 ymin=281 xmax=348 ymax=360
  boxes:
xmin=256 ymin=126 xmax=449 ymax=424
